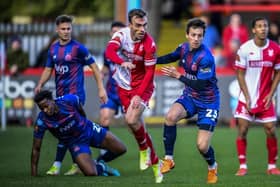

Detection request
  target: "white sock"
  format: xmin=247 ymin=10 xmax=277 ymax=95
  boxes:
xmin=268 ymin=164 xmax=276 ymax=170
xmin=164 ymin=155 xmax=173 ymax=160
xmin=53 ymin=161 xmax=62 ymax=168
xmin=208 ymin=162 xmax=217 ymax=170
xmin=240 ymin=164 xmax=247 ymax=169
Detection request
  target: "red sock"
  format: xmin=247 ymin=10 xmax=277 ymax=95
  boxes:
xmin=132 ymin=125 xmax=148 ymax=150
xmin=146 ymin=132 xmax=159 ymax=164
xmin=267 ymin=137 xmax=278 ymax=164
xmin=236 ymin=138 xmax=247 ymax=165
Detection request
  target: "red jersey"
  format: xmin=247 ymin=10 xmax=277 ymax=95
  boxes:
xmin=105 ymin=27 xmax=156 ymax=99
xmin=235 ymin=39 xmax=280 ymax=112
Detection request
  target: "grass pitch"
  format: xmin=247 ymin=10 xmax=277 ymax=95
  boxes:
xmin=1 ymin=125 xmax=280 ymax=187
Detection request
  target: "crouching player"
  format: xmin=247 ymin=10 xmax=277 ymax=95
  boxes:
xmin=31 ymin=90 xmax=126 ymax=176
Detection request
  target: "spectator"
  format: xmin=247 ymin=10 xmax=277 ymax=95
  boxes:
xmin=268 ymin=21 xmax=280 ymax=43
xmin=6 ymin=36 xmax=29 ymax=76
xmin=222 ymin=14 xmax=249 ymax=69
xmin=33 ymin=35 xmax=57 ymax=68
xmin=200 ymin=13 xmax=221 ymax=50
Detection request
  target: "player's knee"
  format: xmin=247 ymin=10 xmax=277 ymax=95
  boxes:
xmin=165 ymin=112 xmax=179 ymax=124
xmin=100 ymin=118 xmax=110 ymax=127
xmin=196 ymin=142 xmax=208 ymax=153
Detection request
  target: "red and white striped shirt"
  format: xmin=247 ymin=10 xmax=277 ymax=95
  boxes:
xmin=235 ymin=39 xmax=280 ymax=111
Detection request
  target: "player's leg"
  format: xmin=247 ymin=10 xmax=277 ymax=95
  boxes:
xmin=234 ymin=102 xmax=252 ymax=176
xmin=125 ymin=103 xmax=151 ymax=169
xmin=97 ymin=130 xmax=126 ymax=162
xmin=235 ymin=118 xmax=250 ymax=176
xmin=99 ymin=99 xmax=118 ymax=155
xmin=69 ymin=145 xmax=106 ymax=176
xmin=125 ymin=97 xmax=163 ymax=183
xmin=197 ymin=126 xmax=218 ymax=184
xmin=46 ymin=142 xmax=67 ymax=175
xmin=75 ymin=153 xmax=98 ymax=176
xmin=264 ymin=121 xmax=280 ymax=175
xmin=255 ymin=104 xmax=280 ymax=175
xmin=161 ymin=99 xmax=189 ymax=174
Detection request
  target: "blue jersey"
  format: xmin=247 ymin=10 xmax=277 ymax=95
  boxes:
xmin=46 ymin=40 xmax=96 ymax=105
xmin=103 ymin=53 xmax=120 ymax=101
xmin=34 ymin=94 xmax=99 ymax=146
xmin=158 ymin=43 xmax=220 ymax=106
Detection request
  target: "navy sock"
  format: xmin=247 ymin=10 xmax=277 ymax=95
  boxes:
xmin=97 ymin=151 xmax=119 ymax=162
xmin=55 ymin=143 xmax=67 ymax=162
xmin=103 ymin=126 xmax=110 ymax=131
xmin=163 ymin=124 xmax=177 ymax=156
xmin=202 ymin=146 xmax=215 ymax=166
xmin=96 ymin=162 xmax=105 ymax=176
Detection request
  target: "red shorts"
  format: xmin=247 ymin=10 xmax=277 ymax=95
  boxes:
xmin=117 ymin=86 xmax=154 ymax=113
xmin=234 ymin=101 xmax=277 ymax=123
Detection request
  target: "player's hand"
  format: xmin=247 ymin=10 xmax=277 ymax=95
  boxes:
xmin=263 ymin=94 xmax=272 ymax=109
xmin=245 ymin=96 xmax=251 ymax=112
xmin=121 ymin=62 xmax=136 ymax=70
xmin=161 ymin=66 xmax=180 ymax=79
xmin=34 ymin=84 xmax=42 ymax=94
xmin=131 ymin=95 xmax=142 ymax=109
xmin=99 ymin=87 xmax=108 ymax=104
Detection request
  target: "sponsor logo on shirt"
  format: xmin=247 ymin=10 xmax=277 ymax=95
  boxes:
xmin=268 ymin=49 xmax=274 ymax=57
xmin=55 ymin=64 xmax=69 ymax=74
xmin=249 ymin=60 xmax=273 ymax=67
xmin=65 ymin=54 xmax=72 ymax=61
xmin=200 ymin=67 xmax=211 ymax=73
xmin=59 ymin=120 xmax=75 ymax=133
xmin=185 ymin=73 xmax=197 ymax=80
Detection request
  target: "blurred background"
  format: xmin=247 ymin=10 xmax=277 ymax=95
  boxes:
xmin=1 ymin=0 xmax=280 ymax=129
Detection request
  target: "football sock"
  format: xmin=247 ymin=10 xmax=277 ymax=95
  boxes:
xmin=103 ymin=126 xmax=110 ymax=131
xmin=96 ymin=162 xmax=105 ymax=176
xmin=236 ymin=138 xmax=247 ymax=165
xmin=55 ymin=143 xmax=67 ymax=162
xmin=97 ymin=151 xmax=119 ymax=162
xmin=146 ymin=132 xmax=159 ymax=164
xmin=132 ymin=125 xmax=148 ymax=150
xmin=53 ymin=161 xmax=62 ymax=168
xmin=202 ymin=146 xmax=215 ymax=166
xmin=267 ymin=137 xmax=278 ymax=164
xmin=163 ymin=124 xmax=177 ymax=156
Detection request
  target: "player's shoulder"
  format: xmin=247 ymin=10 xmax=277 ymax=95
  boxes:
xmin=239 ymin=39 xmax=254 ymax=49
xmin=267 ymin=39 xmax=280 ymax=50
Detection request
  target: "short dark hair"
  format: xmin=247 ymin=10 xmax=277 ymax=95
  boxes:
xmin=128 ymin=9 xmax=147 ymax=23
xmin=186 ymin=18 xmax=206 ymax=35
xmin=34 ymin=90 xmax=53 ymax=104
xmin=111 ymin=21 xmax=126 ymax=29
xmin=55 ymin=15 xmax=73 ymax=26
xmin=251 ymin=17 xmax=268 ymax=28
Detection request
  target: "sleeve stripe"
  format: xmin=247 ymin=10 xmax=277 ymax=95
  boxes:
xmin=145 ymin=60 xmax=156 ymax=66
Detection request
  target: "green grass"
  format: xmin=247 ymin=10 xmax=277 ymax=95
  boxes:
xmin=1 ymin=125 xmax=280 ymax=187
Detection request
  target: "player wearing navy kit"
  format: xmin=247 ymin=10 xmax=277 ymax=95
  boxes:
xmin=31 ymin=90 xmax=126 ymax=177
xmin=34 ymin=15 xmax=107 ymax=176
xmin=157 ymin=18 xmax=220 ymax=184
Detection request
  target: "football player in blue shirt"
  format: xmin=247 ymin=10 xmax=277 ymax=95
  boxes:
xmin=157 ymin=18 xmax=220 ymax=184
xmin=99 ymin=21 xmax=125 ymax=156
xmin=34 ymin=15 xmax=107 ymax=175
xmin=31 ymin=90 xmax=126 ymax=176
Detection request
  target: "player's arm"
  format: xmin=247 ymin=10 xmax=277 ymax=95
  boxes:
xmin=263 ymin=69 xmax=280 ymax=108
xmin=77 ymin=103 xmax=87 ymax=117
xmin=31 ymin=136 xmax=42 ymax=176
xmin=88 ymin=63 xmax=108 ymax=104
xmin=34 ymin=67 xmax=53 ymax=93
xmin=157 ymin=45 xmax=181 ymax=64
xmin=161 ymin=66 xmax=208 ymax=90
xmin=236 ymin=56 xmax=251 ymax=110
